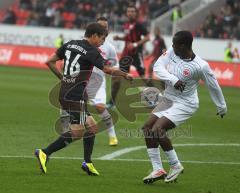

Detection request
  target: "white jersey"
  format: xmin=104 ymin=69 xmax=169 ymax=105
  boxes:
xmin=92 ymin=40 xmax=119 ymax=77
xmin=153 ymin=47 xmax=227 ymax=111
xmin=87 ymin=40 xmax=118 ymax=102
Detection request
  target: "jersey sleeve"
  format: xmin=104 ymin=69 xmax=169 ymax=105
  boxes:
xmin=90 ymin=51 xmax=105 ymax=70
xmin=201 ymin=62 xmax=227 ymax=112
xmin=153 ymin=48 xmax=179 ymax=86
xmin=56 ymin=42 xmax=68 ymax=59
xmin=107 ymin=44 xmax=119 ymax=67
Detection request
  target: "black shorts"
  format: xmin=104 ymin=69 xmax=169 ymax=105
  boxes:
xmin=69 ymin=108 xmax=90 ymax=125
xmin=59 ymin=81 xmax=89 ymax=125
xmin=61 ymin=100 xmax=90 ymax=125
xmin=120 ymin=53 xmax=145 ymax=76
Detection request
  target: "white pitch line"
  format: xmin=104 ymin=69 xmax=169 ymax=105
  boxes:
xmin=98 ymin=146 xmax=145 ymax=160
xmin=0 ymin=155 xmax=83 ymax=160
xmin=0 ymin=155 xmax=240 ymax=165
xmin=109 ymin=159 xmax=240 ymax=165
xmin=98 ymin=143 xmax=240 ymax=160
xmin=1 ymin=143 xmax=239 ymax=166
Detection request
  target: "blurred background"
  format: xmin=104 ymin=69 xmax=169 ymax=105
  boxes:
xmin=0 ymin=2 xmax=239 ymax=193
xmin=0 ymin=0 xmax=239 ymax=86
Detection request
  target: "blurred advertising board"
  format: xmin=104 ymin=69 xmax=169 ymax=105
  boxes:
xmin=0 ymin=44 xmax=239 ymax=87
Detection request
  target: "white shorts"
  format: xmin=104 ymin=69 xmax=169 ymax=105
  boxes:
xmin=152 ymin=97 xmax=198 ymax=126
xmin=87 ymin=68 xmax=107 ymax=105
xmin=88 ymin=76 xmax=106 ymax=105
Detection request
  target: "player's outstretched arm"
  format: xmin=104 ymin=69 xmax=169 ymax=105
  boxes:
xmin=201 ymin=63 xmax=227 ymax=118
xmin=46 ymin=54 xmax=63 ymax=80
xmin=127 ymin=34 xmax=150 ymax=51
xmin=153 ymin=52 xmax=180 ymax=88
xmin=103 ymin=66 xmax=133 ymax=81
xmin=113 ymin=35 xmax=126 ymax=41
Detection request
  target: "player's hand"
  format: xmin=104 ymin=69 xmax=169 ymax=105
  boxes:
xmin=127 ymin=43 xmax=137 ymax=51
xmin=113 ymin=35 xmax=120 ymax=40
xmin=174 ymin=80 xmax=186 ymax=92
xmin=216 ymin=107 xmax=227 ymax=118
xmin=125 ymin=73 xmax=133 ymax=82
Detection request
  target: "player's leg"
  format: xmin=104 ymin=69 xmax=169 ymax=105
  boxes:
xmin=107 ymin=56 xmax=131 ymax=108
xmin=148 ymin=57 xmax=158 ymax=80
xmin=42 ymin=111 xmax=86 ymax=156
xmin=81 ymin=115 xmax=100 ymax=176
xmin=107 ymin=76 xmax=121 ymax=108
xmin=35 ymin=99 xmax=87 ymax=174
xmin=142 ymin=114 xmax=167 ymax=184
xmin=148 ymin=60 xmax=154 ymax=79
xmin=152 ymin=116 xmax=184 ymax=183
xmin=134 ymin=53 xmax=145 ymax=78
xmin=83 ymin=115 xmax=97 ymax=163
xmin=91 ymin=80 xmax=118 ymax=145
xmin=35 ymin=120 xmax=85 ymax=174
xmin=134 ymin=53 xmax=153 ymax=87
xmin=95 ymin=103 xmax=118 ymax=146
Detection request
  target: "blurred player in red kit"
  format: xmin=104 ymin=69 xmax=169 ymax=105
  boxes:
xmin=148 ymin=27 xmax=166 ymax=79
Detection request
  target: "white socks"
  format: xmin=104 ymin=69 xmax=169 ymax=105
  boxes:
xmin=164 ymin=149 xmax=180 ymax=166
xmin=147 ymin=148 xmax=163 ymax=171
xmin=147 ymin=148 xmax=181 ymax=171
xmin=99 ymin=109 xmax=116 ymax=138
xmin=108 ymin=126 xmax=116 ymax=138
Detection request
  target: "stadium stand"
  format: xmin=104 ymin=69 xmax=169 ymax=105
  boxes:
xmin=0 ymin=0 xmax=186 ymax=31
xmin=193 ymin=0 xmax=240 ymax=40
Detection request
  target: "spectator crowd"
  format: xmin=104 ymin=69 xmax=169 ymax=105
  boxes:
xmin=1 ymin=0 xmax=175 ymax=31
xmin=193 ymin=0 xmax=240 ymax=40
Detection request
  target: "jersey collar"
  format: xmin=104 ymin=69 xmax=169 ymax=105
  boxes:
xmin=181 ymin=53 xmax=196 ymax=62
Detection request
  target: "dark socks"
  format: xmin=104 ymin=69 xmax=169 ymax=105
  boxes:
xmin=83 ymin=131 xmax=95 ymax=163
xmin=43 ymin=131 xmax=73 ymax=156
xmin=110 ymin=80 xmax=121 ymax=103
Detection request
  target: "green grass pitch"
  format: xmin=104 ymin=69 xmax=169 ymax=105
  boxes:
xmin=0 ymin=66 xmax=239 ymax=193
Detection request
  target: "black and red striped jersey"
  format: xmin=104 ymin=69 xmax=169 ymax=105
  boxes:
xmin=122 ymin=21 xmax=148 ymax=56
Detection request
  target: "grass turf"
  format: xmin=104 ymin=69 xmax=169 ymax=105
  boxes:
xmin=0 ymin=66 xmax=239 ymax=193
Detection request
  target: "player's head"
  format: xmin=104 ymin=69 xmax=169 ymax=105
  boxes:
xmin=154 ymin=27 xmax=161 ymax=36
xmin=96 ymin=16 xmax=109 ymax=35
xmin=84 ymin=23 xmax=107 ymax=47
xmin=127 ymin=4 xmax=137 ymax=22
xmin=172 ymin=30 xmax=193 ymax=58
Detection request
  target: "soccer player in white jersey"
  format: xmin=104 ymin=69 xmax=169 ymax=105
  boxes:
xmin=142 ymin=31 xmax=227 ymax=184
xmin=87 ymin=17 xmax=118 ymax=146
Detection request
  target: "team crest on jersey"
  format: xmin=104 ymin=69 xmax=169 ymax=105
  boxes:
xmin=183 ymin=68 xmax=191 ymax=77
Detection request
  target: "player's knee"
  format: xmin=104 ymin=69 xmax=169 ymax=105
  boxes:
xmin=142 ymin=122 xmax=154 ymax=137
xmin=142 ymin=121 xmax=151 ymax=131
xmin=70 ymin=125 xmax=85 ymax=140
xmin=83 ymin=130 xmax=95 ymax=139
xmin=95 ymin=104 xmax=105 ymax=114
xmin=152 ymin=123 xmax=167 ymax=138
xmin=86 ymin=125 xmax=98 ymax=134
xmin=85 ymin=116 xmax=98 ymax=134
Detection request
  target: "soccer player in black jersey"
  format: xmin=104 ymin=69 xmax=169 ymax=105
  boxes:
xmin=34 ymin=23 xmax=132 ymax=175
xmin=107 ymin=4 xmax=150 ymax=108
